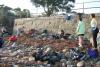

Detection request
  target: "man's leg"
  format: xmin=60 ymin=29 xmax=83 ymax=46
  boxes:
xmin=93 ymin=31 xmax=97 ymax=48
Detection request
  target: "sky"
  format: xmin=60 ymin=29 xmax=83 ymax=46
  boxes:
xmin=0 ymin=0 xmax=100 ymax=14
xmin=74 ymin=0 xmax=100 ymax=14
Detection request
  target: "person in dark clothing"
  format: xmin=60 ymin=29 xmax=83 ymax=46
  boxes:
xmin=90 ymin=13 xmax=99 ymax=56
xmin=90 ymin=14 xmax=99 ymax=48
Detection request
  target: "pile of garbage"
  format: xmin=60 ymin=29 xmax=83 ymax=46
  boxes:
xmin=0 ymin=29 xmax=100 ymax=67
xmin=0 ymin=41 xmax=100 ymax=67
xmin=22 ymin=29 xmax=77 ymax=40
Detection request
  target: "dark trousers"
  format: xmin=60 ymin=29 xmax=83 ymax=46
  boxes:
xmin=0 ymin=38 xmax=3 ymax=48
xmin=92 ymin=28 xmax=98 ymax=48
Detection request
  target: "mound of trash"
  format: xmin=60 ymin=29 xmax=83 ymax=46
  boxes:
xmin=0 ymin=30 xmax=100 ymax=67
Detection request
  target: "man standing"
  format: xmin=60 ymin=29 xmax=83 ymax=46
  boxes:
xmin=90 ymin=14 xmax=99 ymax=56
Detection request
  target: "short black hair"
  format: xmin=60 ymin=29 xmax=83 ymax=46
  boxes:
xmin=91 ymin=13 xmax=95 ymax=18
xmin=79 ymin=17 xmax=82 ymax=21
xmin=78 ymin=13 xmax=83 ymax=18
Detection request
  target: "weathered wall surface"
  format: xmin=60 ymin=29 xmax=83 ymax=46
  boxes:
xmin=14 ymin=15 xmax=100 ymax=36
xmin=14 ymin=16 xmax=77 ymax=34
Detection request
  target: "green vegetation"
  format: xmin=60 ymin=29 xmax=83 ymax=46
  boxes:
xmin=14 ymin=8 xmax=31 ymax=18
xmin=0 ymin=5 xmax=31 ymax=34
xmin=31 ymin=0 xmax=75 ymax=16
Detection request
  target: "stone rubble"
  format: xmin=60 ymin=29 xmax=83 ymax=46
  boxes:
xmin=0 ymin=30 xmax=100 ymax=67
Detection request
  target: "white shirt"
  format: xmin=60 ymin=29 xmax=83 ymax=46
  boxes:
xmin=91 ymin=18 xmax=97 ymax=28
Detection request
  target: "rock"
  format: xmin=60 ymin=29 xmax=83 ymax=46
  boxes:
xmin=11 ymin=42 xmax=17 ymax=47
xmin=45 ymin=47 xmax=52 ymax=53
xmin=96 ymin=61 xmax=100 ymax=67
xmin=1 ymin=57 xmax=8 ymax=60
xmin=29 ymin=56 xmax=35 ymax=61
xmin=61 ymin=38 xmax=65 ymax=40
xmin=62 ymin=47 xmax=69 ymax=53
xmin=17 ymin=49 xmax=22 ymax=53
xmin=67 ymin=60 xmax=76 ymax=67
xmin=13 ymin=65 xmax=19 ymax=67
xmin=60 ymin=59 xmax=67 ymax=67
xmin=77 ymin=61 xmax=85 ymax=67
xmin=46 ymin=64 xmax=51 ymax=67
xmin=22 ymin=57 xmax=28 ymax=60
xmin=10 ymin=52 xmax=18 ymax=56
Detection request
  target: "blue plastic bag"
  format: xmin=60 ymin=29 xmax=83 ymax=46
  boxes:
xmin=87 ymin=48 xmax=97 ymax=58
